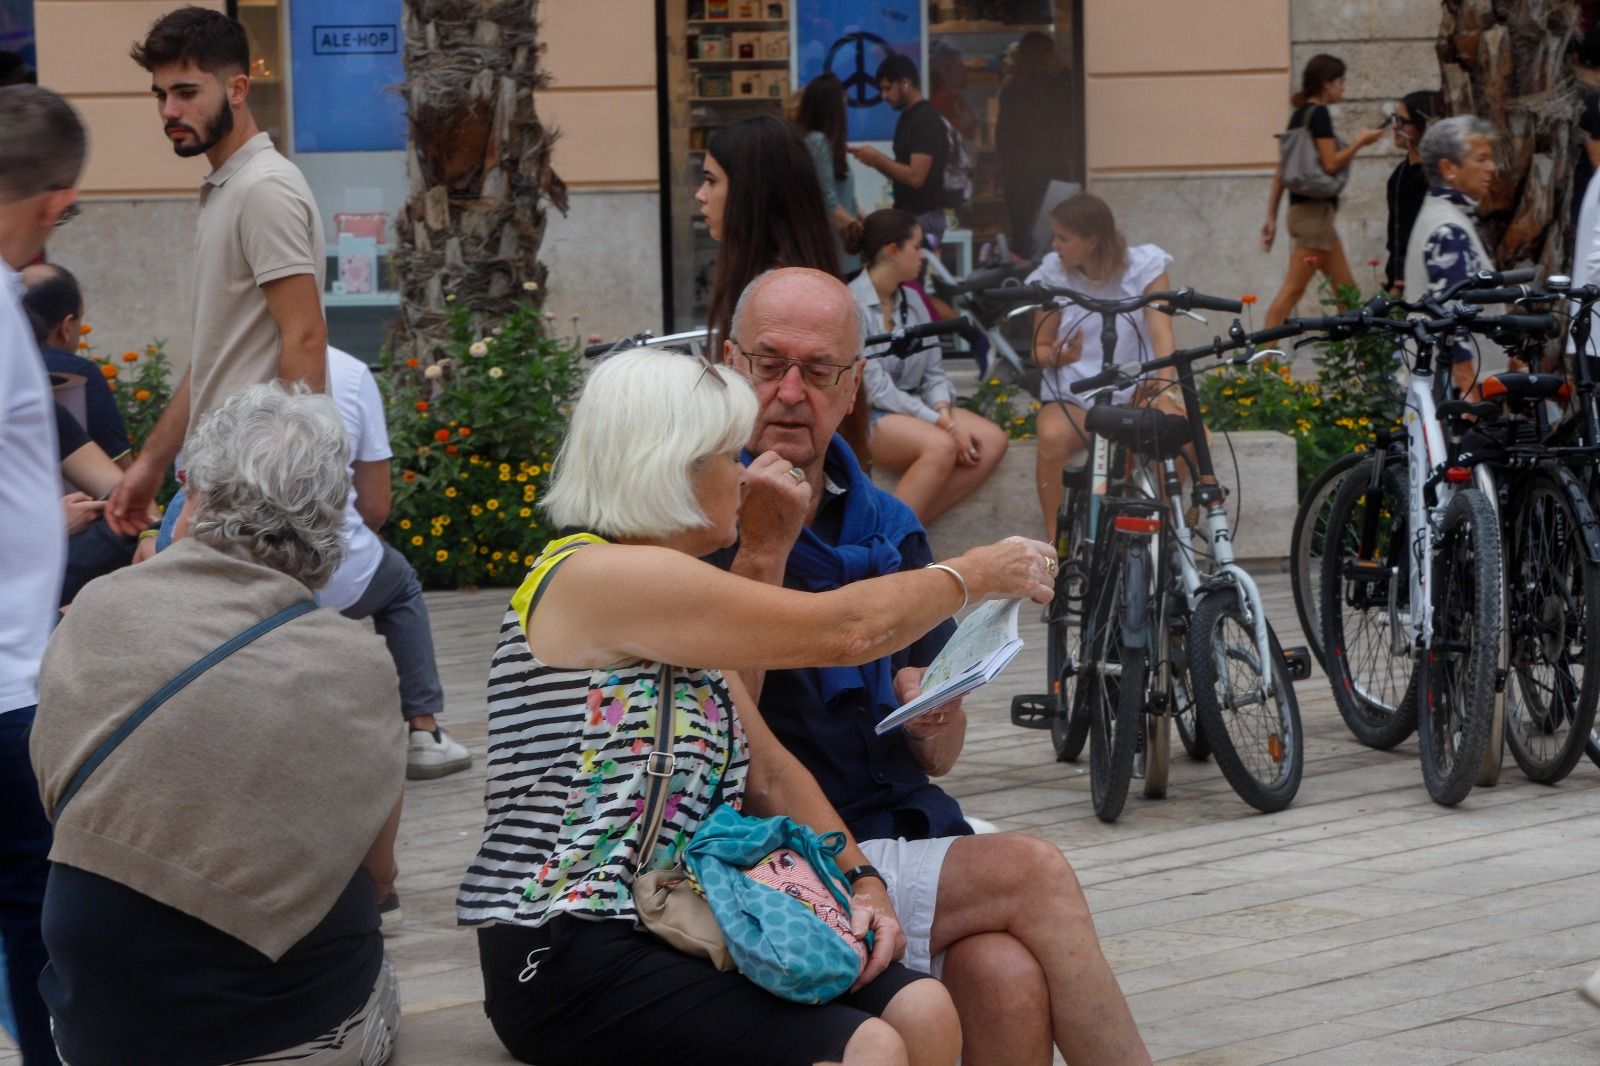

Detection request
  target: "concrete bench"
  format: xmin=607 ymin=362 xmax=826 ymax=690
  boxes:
xmin=874 ymin=432 xmax=1299 ymax=564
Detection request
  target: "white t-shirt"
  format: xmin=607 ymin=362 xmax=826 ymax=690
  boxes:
xmin=1 ymin=264 xmax=66 ymax=713
xmin=1571 ymin=167 xmax=1600 ymax=354
xmin=319 ymin=348 xmax=393 ymax=612
xmin=1026 ymin=244 xmax=1173 ymax=405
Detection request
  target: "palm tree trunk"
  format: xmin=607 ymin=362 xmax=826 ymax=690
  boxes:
xmin=1437 ymin=0 xmax=1581 ymax=274
xmin=392 ymin=0 xmax=568 ymax=362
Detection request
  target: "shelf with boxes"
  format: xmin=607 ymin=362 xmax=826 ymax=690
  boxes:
xmin=688 ymin=0 xmax=788 ymax=21
xmin=689 ymin=21 xmax=789 ymax=102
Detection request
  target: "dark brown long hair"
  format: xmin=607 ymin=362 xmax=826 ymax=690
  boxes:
xmin=797 ymin=73 xmax=849 ymax=182
xmin=1050 ymin=194 xmax=1128 ymax=282
xmin=1291 ymin=54 xmax=1346 ymax=108
xmin=705 ymin=115 xmax=839 ymax=349
xmin=860 ymin=208 xmax=919 ymax=265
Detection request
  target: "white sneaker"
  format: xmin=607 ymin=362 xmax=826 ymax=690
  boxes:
xmin=407 ymin=727 xmax=472 ymax=780
xmin=1582 ymin=966 xmax=1600 ymax=1008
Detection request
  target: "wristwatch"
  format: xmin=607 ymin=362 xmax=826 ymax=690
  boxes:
xmin=843 ymin=864 xmax=886 ymax=890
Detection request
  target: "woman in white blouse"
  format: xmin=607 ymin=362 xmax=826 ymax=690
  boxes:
xmin=850 ymin=209 xmax=1008 ymax=523
xmin=1028 ymin=194 xmax=1177 ymax=538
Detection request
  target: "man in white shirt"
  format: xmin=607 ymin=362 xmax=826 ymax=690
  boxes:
xmin=323 ymin=348 xmax=470 ymax=783
xmin=0 ymin=83 xmax=85 ymax=1066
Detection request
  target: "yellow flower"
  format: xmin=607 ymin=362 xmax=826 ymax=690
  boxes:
xmin=492 ymin=551 xmax=503 ymax=560
xmin=498 ymin=462 xmax=511 ymax=473
xmin=1238 ymin=396 xmax=1254 ymax=407
xmin=487 ymin=499 xmax=500 ymax=510
xmin=445 ymin=486 xmax=458 ymax=498
xmin=435 ymin=549 xmax=449 ymax=562
xmin=516 ymin=473 xmax=527 ymax=483
xmin=519 ymin=507 xmax=532 ymax=518
xmin=1221 ymin=387 xmax=1234 ymax=396
xmin=411 ymin=535 xmax=423 ymax=546
xmin=399 ymin=519 xmax=411 ymax=530
xmin=471 ymin=504 xmax=483 ymax=516
xmin=509 ymin=552 xmax=520 ymax=564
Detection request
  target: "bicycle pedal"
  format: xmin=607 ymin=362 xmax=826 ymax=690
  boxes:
xmin=1280 ymin=645 xmax=1312 ymax=682
xmin=1344 ymin=559 xmax=1387 ymax=584
xmin=1010 ymin=695 xmax=1054 ymax=730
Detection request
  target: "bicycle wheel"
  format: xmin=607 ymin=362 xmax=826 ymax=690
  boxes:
xmin=1049 ymin=489 xmax=1091 ymax=761
xmin=1086 ymin=539 xmax=1147 ymax=822
xmin=1418 ymin=488 xmax=1502 ymax=806
xmin=1172 ymin=630 xmax=1210 ymax=760
xmin=1320 ymin=455 xmax=1419 ymax=749
xmin=1292 ymin=450 xmax=1368 ymax=669
xmin=1189 ymin=588 xmax=1304 ymax=812
xmin=1142 ymin=711 xmax=1170 ymax=799
xmin=1504 ymin=468 xmax=1600 ymax=784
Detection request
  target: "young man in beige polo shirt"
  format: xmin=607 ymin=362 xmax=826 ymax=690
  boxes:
xmin=107 ymin=6 xmax=327 ymax=538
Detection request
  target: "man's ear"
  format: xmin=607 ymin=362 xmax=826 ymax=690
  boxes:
xmin=227 ymin=70 xmax=250 ymax=109
xmin=722 ymin=337 xmax=737 ymax=365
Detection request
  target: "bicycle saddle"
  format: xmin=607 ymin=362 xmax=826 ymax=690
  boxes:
xmin=1085 ymin=404 xmax=1192 ymax=460
xmin=1480 ymin=373 xmax=1569 ymax=402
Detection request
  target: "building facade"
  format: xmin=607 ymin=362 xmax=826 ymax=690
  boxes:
xmin=25 ymin=0 xmax=1434 ymax=372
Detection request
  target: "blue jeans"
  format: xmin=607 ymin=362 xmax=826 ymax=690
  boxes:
xmin=341 ymin=542 xmax=445 ymax=722
xmin=0 ymin=706 xmax=60 ymax=1064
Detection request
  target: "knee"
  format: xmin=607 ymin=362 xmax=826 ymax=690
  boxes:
xmin=836 ymin=1016 xmax=910 ymax=1066
xmin=982 ymin=834 xmax=1086 ymax=913
xmin=945 ymin=931 xmax=1046 ymax=997
xmin=880 ymin=978 xmax=960 ymax=1066
xmin=925 ymin=431 xmax=959 ymax=469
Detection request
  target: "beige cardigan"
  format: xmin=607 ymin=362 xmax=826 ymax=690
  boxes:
xmin=32 ymin=538 xmax=406 ymax=960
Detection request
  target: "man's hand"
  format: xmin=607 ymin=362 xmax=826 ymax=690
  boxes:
xmin=848 ymin=878 xmax=906 ymax=991
xmin=62 ymin=492 xmax=105 ymax=537
xmin=106 ymin=456 xmax=164 ymax=536
xmin=847 ymin=144 xmax=888 ymax=171
xmin=738 ymin=450 xmax=811 ymax=564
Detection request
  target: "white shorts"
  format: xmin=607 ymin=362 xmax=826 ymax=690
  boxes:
xmin=859 ymin=835 xmax=959 ymax=978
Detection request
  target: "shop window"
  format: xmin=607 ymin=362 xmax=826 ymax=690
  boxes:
xmin=0 ymin=0 xmax=37 ymax=84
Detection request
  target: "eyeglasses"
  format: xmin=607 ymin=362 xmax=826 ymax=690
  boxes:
xmin=731 ymin=343 xmax=856 ymax=388
xmin=54 ymin=202 xmax=80 ymax=228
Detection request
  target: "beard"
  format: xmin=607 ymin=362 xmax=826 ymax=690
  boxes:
xmin=167 ymin=98 xmax=234 ymax=158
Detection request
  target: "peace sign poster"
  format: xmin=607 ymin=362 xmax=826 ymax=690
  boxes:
xmin=794 ymin=0 xmax=924 ymax=141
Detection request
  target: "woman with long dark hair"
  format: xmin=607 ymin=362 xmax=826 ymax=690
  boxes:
xmin=1260 ymin=54 xmax=1384 ymax=326
xmin=797 ymin=74 xmax=863 ymax=276
xmin=697 ymin=115 xmax=872 ymax=460
xmin=1383 ymin=89 xmax=1441 ymax=293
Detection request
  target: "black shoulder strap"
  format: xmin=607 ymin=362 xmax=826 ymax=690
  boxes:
xmin=53 ymin=600 xmax=317 ymax=819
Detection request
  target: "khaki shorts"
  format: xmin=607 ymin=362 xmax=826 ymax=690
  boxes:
xmin=1287 ymin=199 xmax=1338 ymax=251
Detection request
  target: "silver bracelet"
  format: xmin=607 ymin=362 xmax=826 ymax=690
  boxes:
xmin=925 ymin=563 xmax=968 ymax=612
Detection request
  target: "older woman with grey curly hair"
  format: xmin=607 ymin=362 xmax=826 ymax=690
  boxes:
xmin=30 ymin=382 xmax=407 ymax=1066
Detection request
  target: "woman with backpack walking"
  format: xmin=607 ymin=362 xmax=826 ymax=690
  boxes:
xmin=1260 ymin=54 xmax=1385 ymax=327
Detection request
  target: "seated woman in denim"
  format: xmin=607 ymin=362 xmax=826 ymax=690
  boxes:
xmin=457 ymin=348 xmax=1056 ymax=1066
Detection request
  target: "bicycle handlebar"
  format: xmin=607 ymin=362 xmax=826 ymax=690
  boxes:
xmin=1067 ymin=323 xmax=1292 ymax=395
xmin=862 ymin=317 xmax=979 ymax=355
xmin=968 ymin=282 xmax=1243 ymax=316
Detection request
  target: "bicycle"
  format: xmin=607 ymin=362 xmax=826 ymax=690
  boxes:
xmin=989 ymin=278 xmax=1304 ymax=820
xmin=1315 ymin=283 xmax=1573 ymax=803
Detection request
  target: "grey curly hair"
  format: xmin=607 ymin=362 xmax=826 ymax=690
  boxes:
xmin=184 ymin=381 xmax=350 ymax=589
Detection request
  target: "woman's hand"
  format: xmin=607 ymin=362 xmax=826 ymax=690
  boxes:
xmin=1354 ymin=126 xmax=1385 ymax=149
xmin=1037 ymin=329 xmax=1082 ymax=369
xmin=1260 ymin=217 xmax=1277 ymax=253
xmin=949 ymin=535 xmax=1057 ymax=604
xmin=948 ymin=419 xmax=980 ymax=466
xmin=848 ymin=879 xmax=906 ymax=991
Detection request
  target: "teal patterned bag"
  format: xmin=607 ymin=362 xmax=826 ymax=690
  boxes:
xmin=684 ymin=804 xmax=868 ymax=1004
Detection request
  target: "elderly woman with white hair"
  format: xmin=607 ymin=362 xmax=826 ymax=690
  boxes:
xmin=1405 ymin=113 xmax=1502 ymax=398
xmin=456 ymin=348 xmax=1056 ymax=1066
xmin=31 ymin=383 xmax=407 ymax=1066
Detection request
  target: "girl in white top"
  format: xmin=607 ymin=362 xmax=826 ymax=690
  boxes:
xmin=1027 ymin=194 xmax=1176 ymax=539
xmin=851 ymin=209 xmax=1008 ymax=523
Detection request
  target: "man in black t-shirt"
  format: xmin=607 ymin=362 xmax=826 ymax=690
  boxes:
xmin=849 ymin=54 xmax=949 ymax=245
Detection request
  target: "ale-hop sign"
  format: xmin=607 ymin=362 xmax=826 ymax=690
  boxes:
xmin=291 ymin=0 xmax=405 ymax=152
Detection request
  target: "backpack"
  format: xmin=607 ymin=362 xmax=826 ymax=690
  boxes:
xmin=939 ymin=114 xmax=975 ymax=209
xmin=1276 ymin=105 xmax=1347 ymax=200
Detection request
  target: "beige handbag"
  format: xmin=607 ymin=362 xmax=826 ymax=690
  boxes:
xmin=631 ymin=663 xmax=736 ymax=971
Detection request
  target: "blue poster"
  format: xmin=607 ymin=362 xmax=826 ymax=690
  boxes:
xmin=794 ymin=0 xmax=922 ymax=141
xmin=291 ymin=0 xmax=405 ymax=153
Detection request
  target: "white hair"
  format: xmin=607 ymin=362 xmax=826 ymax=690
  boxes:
xmin=543 ymin=349 xmax=758 ymax=539
xmin=1419 ymin=114 xmax=1496 ymax=187
xmin=185 ymin=381 xmax=350 ymax=589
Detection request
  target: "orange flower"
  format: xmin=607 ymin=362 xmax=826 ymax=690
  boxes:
xmin=1366 ymin=258 xmax=1381 ymax=267
xmin=79 ymin=323 xmax=92 ymax=336
xmin=458 ymin=426 xmax=472 ymax=437
xmin=414 ymin=400 xmax=429 ymax=413
xmin=100 ymin=363 xmax=117 ymax=379
xmin=402 ymin=470 xmax=417 ymax=483
xmin=77 ymin=341 xmax=89 ymax=351
xmin=434 ymin=428 xmax=451 ymax=442
xmin=406 ymin=358 xmax=421 ymax=368
xmin=134 ymin=389 xmax=151 ymax=401
xmin=446 ymin=444 xmax=459 ymax=456
xmin=1240 ymin=294 xmax=1258 ymax=305
xmin=122 ymin=351 xmax=139 ymax=362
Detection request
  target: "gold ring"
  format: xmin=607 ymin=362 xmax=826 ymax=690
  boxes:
xmin=1045 ymin=558 xmax=1058 ymax=575
xmin=788 ymin=467 xmax=806 ymax=482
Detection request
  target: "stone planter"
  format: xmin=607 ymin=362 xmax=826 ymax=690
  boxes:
xmin=872 ymin=431 xmax=1299 ymax=563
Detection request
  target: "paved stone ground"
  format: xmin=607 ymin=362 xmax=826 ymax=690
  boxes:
xmin=8 ymin=566 xmax=1600 ymax=1064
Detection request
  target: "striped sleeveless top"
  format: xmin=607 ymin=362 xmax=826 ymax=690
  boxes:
xmin=456 ymin=534 xmax=750 ymax=928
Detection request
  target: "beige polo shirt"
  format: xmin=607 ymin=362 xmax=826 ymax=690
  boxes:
xmin=187 ymin=132 xmax=327 ymax=440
